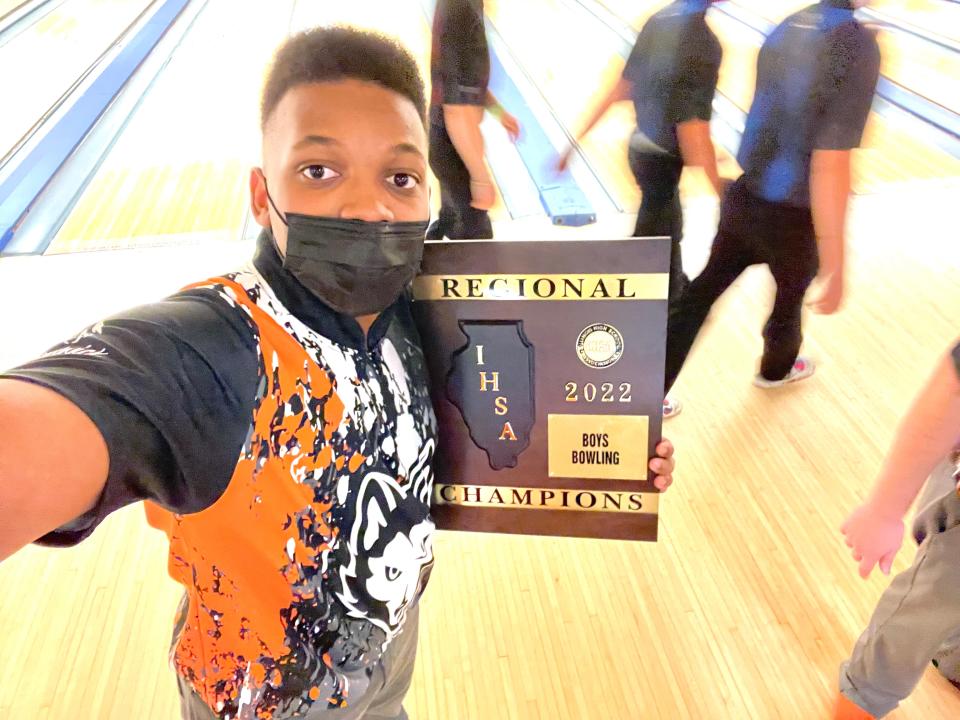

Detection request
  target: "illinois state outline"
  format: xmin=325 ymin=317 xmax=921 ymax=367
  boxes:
xmin=446 ymin=320 xmax=535 ymax=471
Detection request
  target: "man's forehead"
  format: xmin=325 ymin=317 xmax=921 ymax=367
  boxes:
xmin=266 ymin=81 xmax=424 ymax=140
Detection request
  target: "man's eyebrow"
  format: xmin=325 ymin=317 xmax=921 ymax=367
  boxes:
xmin=292 ymin=135 xmax=340 ymax=150
xmin=391 ymin=143 xmax=425 ymax=160
xmin=291 ymin=137 xmax=424 ymax=161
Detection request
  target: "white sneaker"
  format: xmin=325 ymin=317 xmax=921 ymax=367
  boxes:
xmin=663 ymin=394 xmax=683 ymax=419
xmin=753 ymin=356 xmax=815 ymax=388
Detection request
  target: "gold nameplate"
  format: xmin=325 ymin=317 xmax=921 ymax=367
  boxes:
xmin=547 ymin=414 xmax=649 ymax=481
xmin=412 ymin=274 xmax=669 ymax=301
xmin=434 ymin=484 xmax=660 ymax=515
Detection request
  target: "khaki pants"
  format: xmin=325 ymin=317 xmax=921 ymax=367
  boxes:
xmin=839 ymin=459 xmax=960 ymax=717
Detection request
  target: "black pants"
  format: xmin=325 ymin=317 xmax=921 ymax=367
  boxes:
xmin=664 ymin=176 xmax=819 ymax=392
xmin=427 ymin=105 xmax=493 ymax=240
xmin=628 ymin=148 xmax=686 ymax=305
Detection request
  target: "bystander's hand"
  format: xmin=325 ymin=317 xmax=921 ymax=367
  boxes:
xmin=841 ymin=501 xmax=905 ymax=578
xmin=498 ymin=111 xmax=521 ymax=142
xmin=808 ymin=270 xmax=844 ymax=314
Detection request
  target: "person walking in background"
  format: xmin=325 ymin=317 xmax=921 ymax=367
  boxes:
xmin=557 ymin=0 xmax=726 ymax=418
xmin=664 ymin=0 xmax=880 ymax=393
xmin=427 ymin=0 xmax=520 ymax=240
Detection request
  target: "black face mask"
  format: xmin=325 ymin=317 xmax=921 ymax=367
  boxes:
xmin=266 ymin=188 xmax=428 ymax=317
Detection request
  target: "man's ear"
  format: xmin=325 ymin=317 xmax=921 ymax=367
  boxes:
xmin=250 ymin=167 xmax=272 ymax=229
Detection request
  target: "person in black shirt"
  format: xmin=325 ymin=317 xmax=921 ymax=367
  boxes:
xmin=558 ymin=0 xmax=725 ymax=418
xmin=427 ymin=0 xmax=520 ymax=240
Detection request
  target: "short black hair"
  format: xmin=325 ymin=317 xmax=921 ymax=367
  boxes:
xmin=260 ymin=27 xmax=427 ymax=130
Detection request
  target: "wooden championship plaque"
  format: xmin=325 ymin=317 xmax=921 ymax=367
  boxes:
xmin=411 ymin=238 xmax=669 ymax=541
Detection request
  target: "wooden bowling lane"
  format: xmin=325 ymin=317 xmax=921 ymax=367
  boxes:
xmin=0 ymin=0 xmax=59 ymax=19
xmin=0 ymin=0 xmax=31 ymax=17
xmin=0 ymin=0 xmax=154 ymax=163
xmin=874 ymin=30 xmax=960 ymax=115
xmin=871 ymin=0 xmax=960 ymax=43
xmin=48 ymin=0 xmax=507 ymax=254
xmin=46 ymin=0 xmax=298 ymax=253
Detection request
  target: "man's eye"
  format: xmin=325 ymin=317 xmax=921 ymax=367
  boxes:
xmin=301 ymin=165 xmax=339 ymax=181
xmin=391 ymin=173 xmax=419 ymax=189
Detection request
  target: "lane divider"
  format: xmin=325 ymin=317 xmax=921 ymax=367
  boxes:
xmin=483 ymin=23 xmax=598 ymax=225
xmin=0 ymin=0 xmax=193 ymax=253
xmin=858 ymin=6 xmax=960 ymax=54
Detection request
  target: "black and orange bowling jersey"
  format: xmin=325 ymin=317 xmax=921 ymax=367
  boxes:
xmin=5 ymin=232 xmax=437 ymax=718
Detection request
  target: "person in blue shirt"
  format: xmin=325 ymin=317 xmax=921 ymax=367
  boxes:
xmin=664 ymin=0 xmax=880 ymax=391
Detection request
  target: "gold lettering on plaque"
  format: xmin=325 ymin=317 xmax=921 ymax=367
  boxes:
xmin=479 ymin=371 xmax=500 ymax=392
xmin=413 ymin=274 xmax=669 ymax=301
xmin=433 ymin=484 xmax=660 ymax=514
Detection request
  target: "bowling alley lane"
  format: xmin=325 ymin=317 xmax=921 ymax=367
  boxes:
xmin=46 ymin=0 xmax=297 ymax=253
xmin=0 ymin=0 xmax=154 ymax=163
xmin=0 ymin=0 xmax=32 ymax=16
xmin=871 ymin=0 xmax=960 ymax=43
xmin=38 ymin=0 xmax=960 ymax=255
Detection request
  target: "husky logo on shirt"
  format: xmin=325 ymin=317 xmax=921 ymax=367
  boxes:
xmin=336 ymin=441 xmax=435 ymax=637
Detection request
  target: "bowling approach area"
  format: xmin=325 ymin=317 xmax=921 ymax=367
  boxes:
xmin=1 ymin=0 xmax=960 ymax=718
